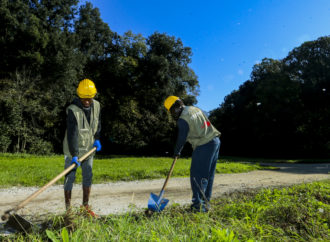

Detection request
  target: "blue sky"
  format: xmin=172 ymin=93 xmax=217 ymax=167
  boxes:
xmin=85 ymin=0 xmax=330 ymax=111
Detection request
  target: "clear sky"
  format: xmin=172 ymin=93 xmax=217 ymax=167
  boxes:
xmin=85 ymin=0 xmax=330 ymax=111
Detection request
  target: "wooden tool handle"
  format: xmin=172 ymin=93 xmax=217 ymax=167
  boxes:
xmin=13 ymin=147 xmax=96 ymax=212
xmin=160 ymin=157 xmax=178 ymax=192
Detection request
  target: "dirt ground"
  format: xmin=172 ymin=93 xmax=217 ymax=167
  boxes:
xmin=0 ymin=163 xmax=329 ymax=218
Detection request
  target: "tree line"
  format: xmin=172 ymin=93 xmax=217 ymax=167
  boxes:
xmin=0 ymin=0 xmax=198 ymax=155
xmin=210 ymin=36 xmax=330 ymax=157
xmin=1 ymin=1 xmax=329 ymax=157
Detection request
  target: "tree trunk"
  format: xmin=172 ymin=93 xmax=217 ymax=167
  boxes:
xmin=16 ymin=136 xmax=20 ymax=153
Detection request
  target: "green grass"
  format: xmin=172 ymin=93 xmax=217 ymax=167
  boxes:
xmin=4 ymin=180 xmax=329 ymax=241
xmin=0 ymin=154 xmax=268 ymax=187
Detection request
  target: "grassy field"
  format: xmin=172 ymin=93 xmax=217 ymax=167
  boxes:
xmin=0 ymin=153 xmax=269 ymax=188
xmin=3 ymin=180 xmax=329 ymax=241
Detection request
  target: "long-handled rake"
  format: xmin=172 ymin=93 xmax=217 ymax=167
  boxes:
xmin=147 ymin=157 xmax=178 ymax=212
xmin=1 ymin=147 xmax=96 ymax=232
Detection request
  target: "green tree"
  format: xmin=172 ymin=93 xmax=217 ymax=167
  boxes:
xmin=0 ymin=70 xmax=53 ymax=154
xmin=0 ymin=1 xmax=201 ymax=155
xmin=252 ymin=58 xmax=303 ymax=155
xmin=284 ymin=36 xmax=330 ymax=155
xmin=210 ymin=36 xmax=330 ymax=157
xmin=0 ymin=0 xmax=83 ymax=153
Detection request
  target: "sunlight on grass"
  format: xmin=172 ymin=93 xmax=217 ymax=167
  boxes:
xmin=0 ymin=154 xmax=272 ymax=187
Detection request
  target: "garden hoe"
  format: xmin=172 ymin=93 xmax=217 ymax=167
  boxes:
xmin=1 ymin=147 xmax=96 ymax=233
xmin=147 ymin=157 xmax=178 ymax=213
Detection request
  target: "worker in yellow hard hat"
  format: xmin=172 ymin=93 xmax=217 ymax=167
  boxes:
xmin=63 ymin=79 xmax=102 ymax=217
xmin=164 ymin=96 xmax=221 ymax=212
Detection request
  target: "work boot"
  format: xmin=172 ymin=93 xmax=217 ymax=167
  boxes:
xmin=190 ymin=203 xmax=209 ymax=213
xmin=80 ymin=204 xmax=98 ymax=218
xmin=64 ymin=190 xmax=72 ymax=211
xmin=82 ymin=187 xmax=98 ymax=217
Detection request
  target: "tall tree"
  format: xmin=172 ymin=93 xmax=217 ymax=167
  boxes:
xmin=210 ymin=36 xmax=330 ymax=157
xmin=0 ymin=70 xmax=54 ymax=153
xmin=0 ymin=1 xmax=201 ymax=154
xmin=93 ymin=32 xmax=200 ymax=154
xmin=0 ymin=0 xmax=83 ymax=153
xmin=284 ymin=36 xmax=330 ymax=155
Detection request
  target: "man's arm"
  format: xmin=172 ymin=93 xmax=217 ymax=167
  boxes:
xmin=67 ymin=109 xmax=79 ymax=157
xmin=94 ymin=109 xmax=101 ymax=140
xmin=173 ymin=118 xmax=189 ymax=157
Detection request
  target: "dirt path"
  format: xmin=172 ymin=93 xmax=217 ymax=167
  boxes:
xmin=0 ymin=163 xmax=329 ymax=217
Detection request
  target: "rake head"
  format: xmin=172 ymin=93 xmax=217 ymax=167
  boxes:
xmin=2 ymin=211 xmax=34 ymax=233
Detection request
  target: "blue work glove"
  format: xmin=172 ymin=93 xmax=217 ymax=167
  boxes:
xmin=93 ymin=139 xmax=102 ymax=151
xmin=70 ymin=156 xmax=80 ymax=167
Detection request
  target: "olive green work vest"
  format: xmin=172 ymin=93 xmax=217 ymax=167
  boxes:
xmin=63 ymin=100 xmax=100 ymax=158
xmin=179 ymin=106 xmax=220 ymax=150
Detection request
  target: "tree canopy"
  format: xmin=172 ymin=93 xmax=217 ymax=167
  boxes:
xmin=210 ymin=36 xmax=330 ymax=157
xmin=0 ymin=0 xmax=198 ymax=155
xmin=1 ymin=0 xmax=329 ymax=158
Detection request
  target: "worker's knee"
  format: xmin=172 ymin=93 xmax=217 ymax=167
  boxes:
xmin=64 ymin=172 xmax=75 ymax=190
xmin=82 ymin=163 xmax=93 ymax=187
xmin=201 ymin=178 xmax=208 ymax=191
xmin=82 ymin=174 xmax=93 ymax=187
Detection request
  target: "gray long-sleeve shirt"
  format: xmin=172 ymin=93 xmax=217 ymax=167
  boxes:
xmin=173 ymin=118 xmax=189 ymax=156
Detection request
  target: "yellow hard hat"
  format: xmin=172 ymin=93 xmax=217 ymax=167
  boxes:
xmin=77 ymin=79 xmax=97 ymax=98
xmin=164 ymin=96 xmax=179 ymax=111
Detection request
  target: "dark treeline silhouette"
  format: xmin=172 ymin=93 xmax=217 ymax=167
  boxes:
xmin=210 ymin=36 xmax=330 ymax=158
xmin=0 ymin=0 xmax=198 ymax=155
xmin=0 ymin=1 xmax=329 ymax=158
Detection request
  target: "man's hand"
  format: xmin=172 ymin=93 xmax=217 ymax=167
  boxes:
xmin=93 ymin=140 xmax=102 ymax=151
xmin=70 ymin=156 xmax=80 ymax=167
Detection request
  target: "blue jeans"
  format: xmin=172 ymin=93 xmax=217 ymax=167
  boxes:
xmin=190 ymin=137 xmax=220 ymax=210
xmin=64 ymin=156 xmax=94 ymax=191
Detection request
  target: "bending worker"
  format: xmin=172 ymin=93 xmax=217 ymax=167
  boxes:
xmin=63 ymin=79 xmax=102 ymax=217
xmin=164 ymin=96 xmax=221 ymax=212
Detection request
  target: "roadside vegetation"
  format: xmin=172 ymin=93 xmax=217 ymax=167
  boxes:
xmin=2 ymin=180 xmax=329 ymax=241
xmin=0 ymin=154 xmax=271 ymax=188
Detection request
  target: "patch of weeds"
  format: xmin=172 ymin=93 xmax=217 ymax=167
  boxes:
xmin=210 ymin=181 xmax=330 ymax=241
xmin=4 ymin=180 xmax=329 ymax=241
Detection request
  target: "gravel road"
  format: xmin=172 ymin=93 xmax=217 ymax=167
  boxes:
xmin=0 ymin=163 xmax=329 ymax=218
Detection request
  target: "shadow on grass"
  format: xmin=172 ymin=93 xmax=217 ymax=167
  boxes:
xmin=219 ymin=157 xmax=330 ymax=175
xmin=220 ymin=156 xmax=330 ymax=164
xmin=258 ymin=162 xmax=330 ymax=175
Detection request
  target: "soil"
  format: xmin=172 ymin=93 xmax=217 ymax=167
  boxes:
xmin=0 ymin=163 xmax=329 ymax=218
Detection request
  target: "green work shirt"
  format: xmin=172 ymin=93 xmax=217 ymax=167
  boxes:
xmin=179 ymin=106 xmax=221 ymax=150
